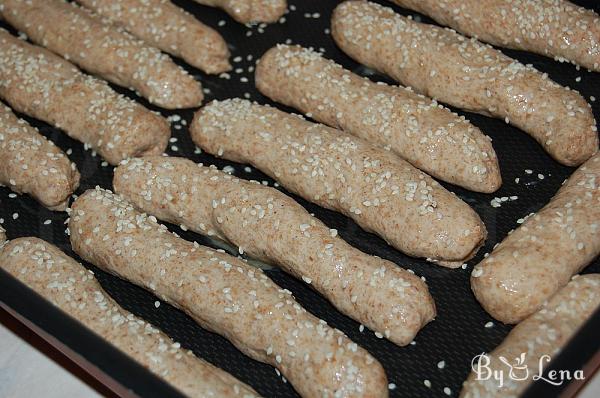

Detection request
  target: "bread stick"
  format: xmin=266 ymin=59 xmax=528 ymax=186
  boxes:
xmin=471 ymin=152 xmax=600 ymax=324
xmin=256 ymin=44 xmax=501 ymax=192
xmin=0 ymin=29 xmax=170 ymax=165
xmin=388 ymin=0 xmax=600 ymax=73
xmin=69 ymin=187 xmax=389 ymax=398
xmin=331 ymin=1 xmax=598 ymax=167
xmin=0 ymin=226 xmax=5 ymax=244
xmin=192 ymin=0 xmax=287 ymax=24
xmin=462 ymin=274 xmax=600 ymax=398
xmin=76 ymin=0 xmax=231 ymax=74
xmin=113 ymin=156 xmax=436 ymax=346
xmin=0 ymin=103 xmax=79 ymax=210
xmin=0 ymin=237 xmax=259 ymax=398
xmin=0 ymin=0 xmax=203 ymax=109
xmin=191 ymin=99 xmax=486 ymax=265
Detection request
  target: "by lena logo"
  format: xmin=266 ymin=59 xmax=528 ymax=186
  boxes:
xmin=471 ymin=352 xmax=585 ymax=388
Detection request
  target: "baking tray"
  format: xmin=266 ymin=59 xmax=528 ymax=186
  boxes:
xmin=1 ymin=0 xmax=599 ymax=397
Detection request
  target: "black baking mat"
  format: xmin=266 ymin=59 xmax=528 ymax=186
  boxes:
xmin=1 ymin=0 xmax=600 ymax=397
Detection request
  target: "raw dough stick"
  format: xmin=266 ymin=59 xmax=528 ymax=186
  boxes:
xmin=331 ymin=1 xmax=598 ymax=167
xmin=0 ymin=103 xmax=80 ymax=210
xmin=114 ymin=156 xmax=436 ymax=346
xmin=388 ymin=0 xmax=600 ymax=73
xmin=69 ymin=187 xmax=389 ymax=398
xmin=191 ymin=99 xmax=486 ymax=265
xmin=0 ymin=29 xmax=170 ymax=165
xmin=193 ymin=0 xmax=287 ymax=24
xmin=0 ymin=0 xmax=203 ymax=109
xmin=0 ymin=237 xmax=260 ymax=398
xmin=461 ymin=274 xmax=600 ymax=398
xmin=256 ymin=44 xmax=501 ymax=193
xmin=76 ymin=0 xmax=231 ymax=74
xmin=471 ymin=152 xmax=600 ymax=324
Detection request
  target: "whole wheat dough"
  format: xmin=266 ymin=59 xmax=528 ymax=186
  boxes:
xmin=0 ymin=0 xmax=203 ymax=109
xmin=76 ymin=0 xmax=231 ymax=74
xmin=0 ymin=103 xmax=79 ymax=210
xmin=0 ymin=237 xmax=259 ymax=398
xmin=462 ymin=274 xmax=600 ymax=398
xmin=0 ymin=29 xmax=170 ymax=165
xmin=331 ymin=1 xmax=598 ymax=166
xmin=69 ymin=187 xmax=389 ymax=398
xmin=192 ymin=0 xmax=286 ymax=24
xmin=472 ymin=152 xmax=600 ymax=324
xmin=388 ymin=0 xmax=600 ymax=72
xmin=256 ymin=44 xmax=501 ymax=192
xmin=113 ymin=155 xmax=436 ymax=346
xmin=190 ymin=98 xmax=487 ymax=265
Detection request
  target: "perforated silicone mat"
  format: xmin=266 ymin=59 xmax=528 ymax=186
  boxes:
xmin=0 ymin=0 xmax=599 ymax=397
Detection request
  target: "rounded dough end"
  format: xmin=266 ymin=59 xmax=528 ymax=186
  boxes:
xmin=227 ymin=0 xmax=287 ymax=24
